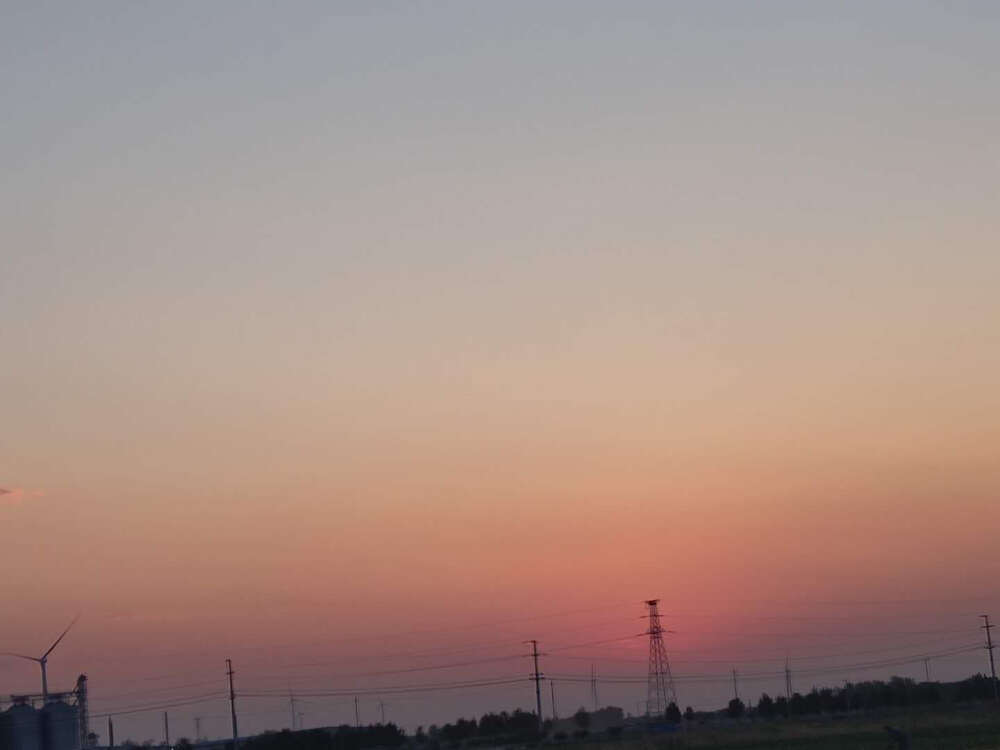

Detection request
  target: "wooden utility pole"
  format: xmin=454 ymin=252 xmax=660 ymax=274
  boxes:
xmin=227 ymin=659 xmax=239 ymax=747
xmin=526 ymin=640 xmax=543 ymax=731
xmin=982 ymin=615 xmax=998 ymax=703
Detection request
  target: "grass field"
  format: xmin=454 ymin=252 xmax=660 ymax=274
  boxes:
xmin=583 ymin=706 xmax=1000 ymax=750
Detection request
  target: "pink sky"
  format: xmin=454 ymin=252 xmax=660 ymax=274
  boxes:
xmin=3 ymin=0 xmax=999 ymax=742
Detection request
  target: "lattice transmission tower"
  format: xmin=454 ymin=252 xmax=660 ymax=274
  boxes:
xmin=644 ymin=599 xmax=678 ymax=716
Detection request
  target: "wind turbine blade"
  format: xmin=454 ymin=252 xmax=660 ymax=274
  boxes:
xmin=0 ymin=652 xmax=42 ymax=663
xmin=42 ymin=615 xmax=80 ymax=659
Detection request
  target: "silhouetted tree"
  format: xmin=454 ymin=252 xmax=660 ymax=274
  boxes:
xmin=957 ymin=674 xmax=994 ymax=701
xmin=477 ymin=712 xmax=507 ymax=736
xmin=756 ymin=693 xmax=775 ymax=718
xmin=774 ymin=695 xmax=789 ymax=717
xmin=573 ymin=708 xmax=590 ymax=729
xmin=726 ymin=698 xmax=745 ymax=718
xmin=243 ymin=726 xmax=405 ymax=750
xmin=789 ymin=692 xmax=806 ymax=716
xmin=683 ymin=706 xmax=695 ymax=722
xmin=441 ymin=718 xmax=476 ymax=743
xmin=664 ymin=702 xmax=681 ymax=724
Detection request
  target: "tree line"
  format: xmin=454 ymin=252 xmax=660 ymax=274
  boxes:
xmin=666 ymin=673 xmax=1000 ymax=722
xmin=240 ymin=723 xmax=406 ymax=750
xmin=169 ymin=673 xmax=998 ymax=750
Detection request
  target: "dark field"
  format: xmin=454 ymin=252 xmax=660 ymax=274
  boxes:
xmin=584 ymin=708 xmax=1000 ymax=750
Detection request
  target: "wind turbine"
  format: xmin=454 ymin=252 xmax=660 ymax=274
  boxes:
xmin=2 ymin=616 xmax=79 ymax=703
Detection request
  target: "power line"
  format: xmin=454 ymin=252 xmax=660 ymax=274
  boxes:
xmin=87 ymin=693 xmax=227 ymax=720
xmin=89 ymin=680 xmax=225 ymax=704
xmin=546 ymin=633 xmax=646 ymax=652
xmin=230 ymin=653 xmax=528 ymax=685
xmin=543 ymin=633 xmax=979 ymax=667
xmin=548 ymin=643 xmax=984 ymax=684
xmin=676 ymin=628 xmax=978 ymax=639
xmin=236 ymin=617 xmax=643 ymax=679
xmin=48 ymin=602 xmax=1000 ymax=741
xmin=89 ymin=602 xmax=641 ymax=667
xmin=240 ymin=676 xmax=529 ymax=699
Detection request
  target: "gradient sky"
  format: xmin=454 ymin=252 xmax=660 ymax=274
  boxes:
xmin=2 ymin=0 xmax=999 ymax=742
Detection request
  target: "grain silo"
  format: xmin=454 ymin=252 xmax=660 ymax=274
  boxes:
xmin=6 ymin=703 xmax=43 ymax=750
xmin=0 ymin=708 xmax=12 ymax=750
xmin=42 ymin=701 xmax=79 ymax=750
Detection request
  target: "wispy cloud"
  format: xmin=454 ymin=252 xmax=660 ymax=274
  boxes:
xmin=0 ymin=487 xmax=44 ymax=507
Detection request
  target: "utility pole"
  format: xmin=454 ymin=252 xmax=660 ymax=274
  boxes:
xmin=526 ymin=640 xmax=544 ymax=731
xmin=784 ymin=657 xmax=793 ymax=699
xmin=732 ymin=669 xmax=739 ymax=701
xmin=550 ymin=680 xmax=557 ymax=721
xmin=591 ymin=665 xmax=599 ymax=710
xmin=354 ymin=696 xmax=360 ymax=727
xmin=289 ymin=692 xmax=297 ymax=730
xmin=108 ymin=717 xmax=114 ymax=749
xmin=195 ymin=717 xmax=202 ymax=742
xmin=379 ymin=700 xmax=386 ymax=724
xmin=163 ymin=712 xmax=170 ymax=748
xmin=227 ymin=658 xmax=239 ymax=748
xmin=982 ymin=615 xmax=999 ymax=703
xmin=924 ymin=658 xmax=931 ymax=682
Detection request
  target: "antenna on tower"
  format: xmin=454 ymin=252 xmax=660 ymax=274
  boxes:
xmin=643 ymin=600 xmax=677 ymax=717
xmin=1 ymin=615 xmax=79 ymax=703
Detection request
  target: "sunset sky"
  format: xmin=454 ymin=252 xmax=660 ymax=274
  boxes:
xmin=2 ymin=1 xmax=999 ymax=742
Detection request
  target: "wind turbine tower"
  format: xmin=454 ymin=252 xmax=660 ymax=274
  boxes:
xmin=2 ymin=616 xmax=79 ymax=703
